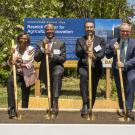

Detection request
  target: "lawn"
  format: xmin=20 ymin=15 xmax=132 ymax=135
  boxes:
xmin=0 ymin=77 xmax=116 ymax=108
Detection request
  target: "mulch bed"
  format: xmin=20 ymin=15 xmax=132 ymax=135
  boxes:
xmin=0 ymin=110 xmax=135 ymax=124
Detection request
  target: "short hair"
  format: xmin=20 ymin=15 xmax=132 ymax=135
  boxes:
xmin=85 ymin=20 xmax=95 ymax=27
xmin=119 ymin=23 xmax=131 ymax=31
xmin=16 ymin=32 xmax=30 ymax=45
xmin=44 ymin=23 xmax=55 ymax=30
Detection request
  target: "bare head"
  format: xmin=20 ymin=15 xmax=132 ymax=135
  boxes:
xmin=85 ymin=21 xmax=95 ymax=36
xmin=44 ymin=24 xmax=55 ymax=39
xmin=119 ymin=23 xmax=131 ymax=39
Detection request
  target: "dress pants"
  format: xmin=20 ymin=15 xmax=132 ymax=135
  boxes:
xmin=79 ymin=67 xmax=100 ymax=108
xmin=44 ymin=65 xmax=64 ymax=107
xmin=7 ymin=74 xmax=30 ymax=109
xmin=113 ymin=69 xmax=135 ymax=110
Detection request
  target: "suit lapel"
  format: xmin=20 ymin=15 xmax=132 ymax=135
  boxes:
xmin=51 ymin=38 xmax=57 ymax=50
xmin=81 ymin=37 xmax=87 ymax=51
xmin=126 ymin=38 xmax=132 ymax=60
xmin=93 ymin=36 xmax=96 ymax=48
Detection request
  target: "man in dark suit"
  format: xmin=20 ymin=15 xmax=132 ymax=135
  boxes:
xmin=106 ymin=23 xmax=135 ymax=121
xmin=76 ymin=21 xmax=105 ymax=118
xmin=34 ymin=24 xmax=66 ymax=118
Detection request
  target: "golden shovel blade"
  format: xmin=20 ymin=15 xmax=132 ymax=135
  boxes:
xmin=43 ymin=109 xmax=52 ymax=120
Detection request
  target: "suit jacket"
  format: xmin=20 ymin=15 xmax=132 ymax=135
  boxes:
xmin=34 ymin=37 xmax=66 ymax=82
xmin=106 ymin=38 xmax=135 ymax=71
xmin=76 ymin=35 xmax=105 ymax=76
xmin=106 ymin=38 xmax=135 ymax=89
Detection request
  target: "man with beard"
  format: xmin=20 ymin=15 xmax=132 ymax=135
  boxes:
xmin=76 ymin=21 xmax=105 ymax=118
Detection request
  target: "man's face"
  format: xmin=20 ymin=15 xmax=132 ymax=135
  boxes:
xmin=45 ymin=24 xmax=55 ymax=39
xmin=85 ymin=22 xmax=95 ymax=36
xmin=120 ymin=25 xmax=131 ymax=39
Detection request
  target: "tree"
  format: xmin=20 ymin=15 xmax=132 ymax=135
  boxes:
xmin=60 ymin=0 xmax=133 ymax=21
xmin=0 ymin=0 xmax=64 ymax=84
xmin=0 ymin=0 xmax=134 ymax=85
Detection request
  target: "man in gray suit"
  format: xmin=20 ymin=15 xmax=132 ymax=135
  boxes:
xmin=34 ymin=24 xmax=66 ymax=118
xmin=76 ymin=21 xmax=105 ymax=118
xmin=106 ymin=23 xmax=135 ymax=121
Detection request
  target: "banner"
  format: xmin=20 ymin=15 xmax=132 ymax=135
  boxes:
xmin=24 ymin=18 xmax=122 ymax=67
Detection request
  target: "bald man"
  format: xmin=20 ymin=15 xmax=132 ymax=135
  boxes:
xmin=106 ymin=23 xmax=135 ymax=121
xmin=34 ymin=24 xmax=66 ymax=118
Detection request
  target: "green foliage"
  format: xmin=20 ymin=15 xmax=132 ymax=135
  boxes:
xmin=0 ymin=0 xmax=134 ymax=85
xmin=64 ymin=68 xmax=78 ymax=77
xmin=60 ymin=0 xmax=133 ymax=20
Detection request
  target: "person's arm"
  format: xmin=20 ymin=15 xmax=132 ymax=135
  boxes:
xmin=124 ymin=46 xmax=135 ymax=70
xmin=76 ymin=39 xmax=86 ymax=58
xmin=34 ymin=41 xmax=45 ymax=62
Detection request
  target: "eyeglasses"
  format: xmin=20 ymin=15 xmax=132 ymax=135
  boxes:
xmin=120 ymin=30 xmax=130 ymax=33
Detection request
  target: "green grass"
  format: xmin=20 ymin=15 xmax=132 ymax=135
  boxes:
xmin=0 ymin=87 xmax=8 ymax=107
xmin=0 ymin=77 xmax=118 ymax=108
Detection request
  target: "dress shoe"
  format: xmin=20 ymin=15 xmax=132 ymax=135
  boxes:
xmin=118 ymin=110 xmax=134 ymax=122
xmin=126 ymin=110 xmax=134 ymax=122
xmin=81 ymin=104 xmax=89 ymax=118
xmin=51 ymin=113 xmax=58 ymax=119
xmin=8 ymin=107 xmax=17 ymax=119
xmin=51 ymin=98 xmax=58 ymax=119
xmin=116 ymin=110 xmax=125 ymax=117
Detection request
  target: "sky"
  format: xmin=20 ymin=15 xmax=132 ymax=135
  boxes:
xmin=128 ymin=0 xmax=135 ymax=6
xmin=128 ymin=0 xmax=135 ymax=22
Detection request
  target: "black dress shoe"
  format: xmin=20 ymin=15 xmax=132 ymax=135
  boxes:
xmin=126 ymin=110 xmax=134 ymax=122
xmin=81 ymin=104 xmax=89 ymax=118
xmin=51 ymin=108 xmax=58 ymax=119
xmin=116 ymin=110 xmax=125 ymax=117
xmin=51 ymin=98 xmax=59 ymax=119
xmin=8 ymin=107 xmax=17 ymax=119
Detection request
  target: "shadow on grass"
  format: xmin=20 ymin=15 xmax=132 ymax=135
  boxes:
xmin=39 ymin=88 xmax=106 ymax=99
xmin=40 ymin=88 xmax=80 ymax=98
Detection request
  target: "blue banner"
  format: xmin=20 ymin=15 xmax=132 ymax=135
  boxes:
xmin=24 ymin=18 xmax=122 ymax=61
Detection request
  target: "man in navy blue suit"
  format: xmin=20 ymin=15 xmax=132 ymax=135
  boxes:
xmin=106 ymin=23 xmax=135 ymax=121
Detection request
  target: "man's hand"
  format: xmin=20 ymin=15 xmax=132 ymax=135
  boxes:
xmin=44 ymin=47 xmax=53 ymax=58
xmin=42 ymin=39 xmax=49 ymax=48
xmin=86 ymin=40 xmax=92 ymax=47
xmin=44 ymin=47 xmax=51 ymax=54
xmin=113 ymin=42 xmax=120 ymax=54
xmin=86 ymin=50 xmax=95 ymax=59
xmin=117 ymin=61 xmax=124 ymax=68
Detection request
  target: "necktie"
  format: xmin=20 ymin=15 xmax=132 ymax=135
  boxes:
xmin=48 ymin=40 xmax=52 ymax=51
xmin=120 ymin=41 xmax=125 ymax=63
